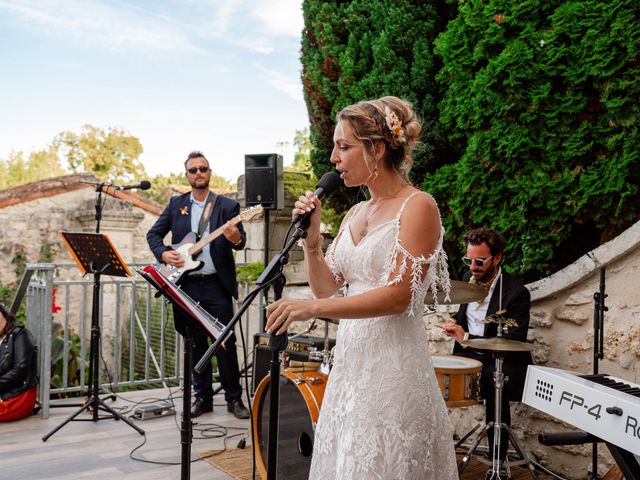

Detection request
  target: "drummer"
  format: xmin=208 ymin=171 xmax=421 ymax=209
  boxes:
xmin=443 ymin=227 xmax=532 ymax=462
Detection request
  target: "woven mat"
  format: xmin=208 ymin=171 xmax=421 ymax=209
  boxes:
xmin=200 ymin=447 xmax=256 ymax=480
xmin=200 ymin=449 xmax=555 ymax=480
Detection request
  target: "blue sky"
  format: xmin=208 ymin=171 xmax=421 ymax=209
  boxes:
xmin=0 ymin=0 xmax=308 ymax=182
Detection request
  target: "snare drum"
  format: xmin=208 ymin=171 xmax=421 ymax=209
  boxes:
xmin=431 ymin=355 xmax=482 ymax=408
xmin=251 ymin=370 xmax=328 ymax=479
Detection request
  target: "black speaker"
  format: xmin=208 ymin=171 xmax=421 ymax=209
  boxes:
xmin=245 ymin=153 xmax=284 ymax=209
xmin=251 ymin=333 xmax=335 ymax=392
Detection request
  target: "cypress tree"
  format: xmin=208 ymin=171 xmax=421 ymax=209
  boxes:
xmin=301 ymin=0 xmax=453 ymax=207
xmin=429 ymin=0 xmax=640 ymax=280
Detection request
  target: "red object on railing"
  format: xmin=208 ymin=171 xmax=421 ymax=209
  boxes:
xmin=52 ymin=288 xmax=62 ymax=314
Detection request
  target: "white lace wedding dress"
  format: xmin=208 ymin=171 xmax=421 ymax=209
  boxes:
xmin=308 ymin=192 xmax=458 ymax=480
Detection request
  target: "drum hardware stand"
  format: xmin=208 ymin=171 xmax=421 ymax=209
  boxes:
xmin=43 ymin=186 xmax=146 ymax=442
xmin=457 ymin=322 xmax=536 ymax=479
xmin=458 ymin=354 xmax=536 ymax=479
xmin=196 ymin=218 xmax=312 ymax=480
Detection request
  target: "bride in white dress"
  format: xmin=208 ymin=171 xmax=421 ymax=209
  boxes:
xmin=266 ymin=96 xmax=458 ymax=480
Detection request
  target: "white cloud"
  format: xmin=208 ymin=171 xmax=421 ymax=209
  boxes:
xmin=0 ymin=0 xmax=204 ymax=54
xmin=188 ymin=0 xmax=302 ymax=54
xmin=253 ymin=0 xmax=304 ymax=38
xmin=255 ymin=62 xmax=304 ymax=103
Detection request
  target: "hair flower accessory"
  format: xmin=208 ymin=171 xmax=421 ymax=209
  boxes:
xmin=384 ymin=106 xmax=404 ymax=141
xmin=179 ymin=206 xmax=189 ymax=216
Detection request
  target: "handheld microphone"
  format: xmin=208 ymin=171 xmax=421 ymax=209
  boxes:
xmin=118 ymin=180 xmax=151 ymax=191
xmin=291 ymin=172 xmax=341 ymax=224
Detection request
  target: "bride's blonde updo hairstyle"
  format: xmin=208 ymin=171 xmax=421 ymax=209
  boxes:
xmin=336 ymin=96 xmax=422 ymax=182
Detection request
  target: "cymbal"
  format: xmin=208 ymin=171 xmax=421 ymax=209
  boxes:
xmin=424 ymin=280 xmax=487 ymax=305
xmin=461 ymin=337 xmax=534 ymax=352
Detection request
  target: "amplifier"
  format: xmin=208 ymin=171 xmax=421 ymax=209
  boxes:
xmin=251 ymin=333 xmax=335 ymax=393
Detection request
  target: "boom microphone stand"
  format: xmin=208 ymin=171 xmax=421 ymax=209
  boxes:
xmin=195 ymin=220 xmax=310 ymax=480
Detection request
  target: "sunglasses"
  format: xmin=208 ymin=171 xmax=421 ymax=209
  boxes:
xmin=462 ymin=256 xmax=493 ymax=267
xmin=187 ymin=166 xmax=210 ymax=174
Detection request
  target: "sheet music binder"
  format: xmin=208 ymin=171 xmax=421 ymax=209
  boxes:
xmin=59 ymin=231 xmax=131 ymax=277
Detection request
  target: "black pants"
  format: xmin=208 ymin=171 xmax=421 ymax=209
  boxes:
xmin=173 ymin=275 xmax=243 ymax=403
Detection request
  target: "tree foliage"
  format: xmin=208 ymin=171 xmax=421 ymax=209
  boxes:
xmin=429 ymin=0 xmax=640 ymax=280
xmin=53 ymin=125 xmax=145 ymax=182
xmin=288 ymin=127 xmax=314 ymax=174
xmin=0 ymin=148 xmax=65 ymax=189
xmin=301 ymin=0 xmax=453 ymax=207
xmin=301 ymin=0 xmax=640 ymax=281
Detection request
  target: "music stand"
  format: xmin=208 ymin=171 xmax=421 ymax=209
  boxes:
xmin=137 ymin=264 xmax=231 ymax=480
xmin=42 ymin=232 xmax=145 ymax=441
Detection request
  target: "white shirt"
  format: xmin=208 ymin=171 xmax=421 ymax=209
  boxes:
xmin=465 ymin=267 xmax=502 ymax=336
xmin=189 ymin=193 xmax=216 ymax=275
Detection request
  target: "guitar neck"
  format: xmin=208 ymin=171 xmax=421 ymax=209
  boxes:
xmin=188 ymin=215 xmax=242 ymax=256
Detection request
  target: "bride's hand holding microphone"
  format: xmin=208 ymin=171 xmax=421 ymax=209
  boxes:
xmin=292 ymin=172 xmax=341 ymax=251
xmin=294 ymin=191 xmax=323 ymax=250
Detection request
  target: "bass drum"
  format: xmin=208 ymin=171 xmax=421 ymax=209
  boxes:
xmin=251 ymin=370 xmax=328 ymax=480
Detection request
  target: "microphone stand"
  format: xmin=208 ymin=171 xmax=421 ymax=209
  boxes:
xmin=195 ymin=220 xmax=310 ymax=480
xmin=591 ymin=267 xmax=607 ymax=479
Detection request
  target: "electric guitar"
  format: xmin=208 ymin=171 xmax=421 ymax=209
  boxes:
xmin=157 ymin=205 xmax=263 ymax=284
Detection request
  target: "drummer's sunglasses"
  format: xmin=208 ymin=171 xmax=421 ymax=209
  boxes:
xmin=462 ymin=256 xmax=493 ymax=267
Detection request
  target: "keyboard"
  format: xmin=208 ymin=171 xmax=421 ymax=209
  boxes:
xmin=522 ymin=365 xmax=640 ymax=455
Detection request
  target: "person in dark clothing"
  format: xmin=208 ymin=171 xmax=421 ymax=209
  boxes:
xmin=0 ymin=303 xmax=38 ymax=422
xmin=443 ymin=228 xmax=532 ymax=461
xmin=146 ymin=151 xmax=249 ymax=419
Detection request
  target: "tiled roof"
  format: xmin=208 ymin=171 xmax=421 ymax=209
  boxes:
xmin=0 ymin=173 xmax=163 ymax=215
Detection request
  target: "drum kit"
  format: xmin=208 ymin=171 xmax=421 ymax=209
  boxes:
xmin=250 ymin=280 xmax=537 ymax=479
xmin=251 ymin=316 xmax=335 ymax=479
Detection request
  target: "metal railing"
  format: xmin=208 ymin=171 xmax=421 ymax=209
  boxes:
xmin=20 ymin=262 xmax=185 ymax=418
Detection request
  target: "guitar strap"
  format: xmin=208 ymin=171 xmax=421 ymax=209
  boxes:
xmin=196 ymin=191 xmax=217 ymax=239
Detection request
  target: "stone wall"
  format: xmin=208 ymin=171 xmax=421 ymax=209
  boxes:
xmin=0 ymin=177 xmax=161 ymax=365
xmin=0 ymin=175 xmax=160 ymax=287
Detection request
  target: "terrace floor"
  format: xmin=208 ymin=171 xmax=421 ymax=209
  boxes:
xmin=0 ymin=387 xmax=248 ymax=480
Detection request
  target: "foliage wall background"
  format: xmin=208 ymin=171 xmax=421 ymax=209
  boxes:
xmin=301 ymin=0 xmax=639 ymax=281
xmin=301 ymin=0 xmax=453 ymax=207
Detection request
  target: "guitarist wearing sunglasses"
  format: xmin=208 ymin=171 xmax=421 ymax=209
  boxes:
xmin=146 ymin=151 xmax=250 ymax=420
xmin=443 ymin=227 xmax=532 ymax=464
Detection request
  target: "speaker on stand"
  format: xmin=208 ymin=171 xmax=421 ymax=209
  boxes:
xmin=245 ymin=153 xmax=284 ymax=210
xmin=244 ymin=153 xmax=284 ymax=332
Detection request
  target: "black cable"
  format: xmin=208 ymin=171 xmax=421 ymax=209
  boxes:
xmin=125 ymin=248 xmax=266 ymax=473
xmin=281 ymin=221 xmax=295 ymax=250
xmin=528 ymin=458 xmax=570 ymax=480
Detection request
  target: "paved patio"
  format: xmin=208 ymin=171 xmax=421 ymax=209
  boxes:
xmin=0 ymin=387 xmax=250 ymax=480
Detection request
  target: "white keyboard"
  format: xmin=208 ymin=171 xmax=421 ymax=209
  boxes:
xmin=523 ymin=365 xmax=640 ymax=455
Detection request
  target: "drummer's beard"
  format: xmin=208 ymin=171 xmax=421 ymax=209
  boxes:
xmin=471 ymin=263 xmax=498 ymax=285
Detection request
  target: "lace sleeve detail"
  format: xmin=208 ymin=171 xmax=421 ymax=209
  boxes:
xmin=383 ymin=194 xmax=451 ymax=315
